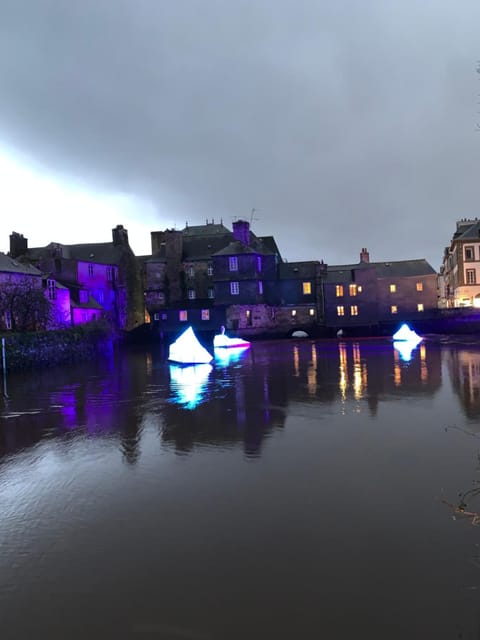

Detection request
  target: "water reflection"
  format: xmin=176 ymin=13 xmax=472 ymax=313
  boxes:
xmin=446 ymin=346 xmax=480 ymax=420
xmin=169 ymin=363 xmax=213 ymax=409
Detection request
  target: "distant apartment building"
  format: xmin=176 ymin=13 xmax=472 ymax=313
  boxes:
xmin=439 ymin=218 xmax=480 ymax=308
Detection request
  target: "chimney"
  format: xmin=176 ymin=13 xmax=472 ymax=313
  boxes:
xmin=112 ymin=224 xmax=129 ymax=246
xmin=9 ymin=232 xmax=28 ymax=258
xmin=232 ymin=219 xmax=250 ymax=245
xmin=360 ymin=247 xmax=370 ymax=263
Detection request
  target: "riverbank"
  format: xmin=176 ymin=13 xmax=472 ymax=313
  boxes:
xmin=0 ymin=322 xmax=115 ymax=372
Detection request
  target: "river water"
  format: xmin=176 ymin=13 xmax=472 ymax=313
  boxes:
xmin=1 ymin=337 xmax=480 ymax=639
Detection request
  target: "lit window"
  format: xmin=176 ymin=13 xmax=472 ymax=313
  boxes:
xmin=357 ymin=285 xmax=363 ymax=293
xmin=465 ymin=246 xmax=475 ymax=260
xmin=336 ymin=285 xmax=344 ymax=297
xmin=258 ymin=280 xmax=263 ymax=294
xmin=187 ymin=265 xmax=194 ymax=277
xmin=291 ymin=309 xmax=297 ymax=317
xmin=207 ymin=264 xmax=213 ymax=276
xmin=154 ymin=313 xmax=159 ymax=321
xmin=417 ymin=303 xmax=424 ymax=312
xmin=389 ymin=284 xmax=396 ymax=293
xmin=309 ymin=308 xmax=315 ymax=316
xmin=201 ymin=309 xmax=210 ymax=320
xmin=229 ymin=256 xmax=238 ymax=272
xmin=47 ymin=278 xmax=56 ymax=300
xmin=391 ymin=305 xmax=398 ymax=314
xmin=179 ymin=310 xmax=188 ymax=321
xmin=88 ymin=264 xmax=94 ymax=277
xmin=303 ymin=282 xmax=312 ymax=295
xmin=256 ymin=256 xmax=262 ymax=271
xmin=467 ymin=269 xmax=476 ymax=284
xmin=350 ymin=305 xmax=358 ymax=316
xmin=337 ymin=306 xmax=345 ymax=316
xmin=230 ymin=281 xmax=239 ymax=295
xmin=187 ymin=288 xmax=196 ymax=300
xmin=208 ymin=287 xmax=215 ymax=299
xmin=416 ymin=282 xmax=423 ymax=292
xmin=349 ymin=284 xmax=357 ymax=296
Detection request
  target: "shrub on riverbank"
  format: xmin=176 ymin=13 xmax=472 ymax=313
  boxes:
xmin=0 ymin=321 xmax=115 ymax=371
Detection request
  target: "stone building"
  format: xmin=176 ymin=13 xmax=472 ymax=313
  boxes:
xmin=439 ymin=218 xmax=480 ymax=308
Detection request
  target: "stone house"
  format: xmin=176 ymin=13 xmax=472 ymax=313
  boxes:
xmin=439 ymin=218 xmax=480 ymax=308
xmin=9 ymin=225 xmax=144 ymax=330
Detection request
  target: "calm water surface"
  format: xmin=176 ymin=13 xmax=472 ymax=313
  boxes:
xmin=2 ymin=338 xmax=480 ymax=639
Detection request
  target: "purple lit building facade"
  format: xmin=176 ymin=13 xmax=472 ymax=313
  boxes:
xmin=9 ymin=225 xmax=144 ymax=330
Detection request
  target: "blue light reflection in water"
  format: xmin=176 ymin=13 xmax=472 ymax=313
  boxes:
xmin=168 ymin=363 xmax=213 ymax=409
xmin=213 ymin=345 xmax=250 ymax=367
xmin=393 ymin=339 xmax=420 ymax=362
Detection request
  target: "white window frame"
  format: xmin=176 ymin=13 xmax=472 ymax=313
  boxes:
xmin=229 ymin=256 xmax=238 ymax=272
xmin=230 ymin=281 xmax=239 ymax=295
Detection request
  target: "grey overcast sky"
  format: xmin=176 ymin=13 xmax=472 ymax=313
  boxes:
xmin=0 ymin=0 xmax=479 ymax=269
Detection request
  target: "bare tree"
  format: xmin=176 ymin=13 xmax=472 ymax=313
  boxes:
xmin=0 ymin=276 xmax=53 ymax=332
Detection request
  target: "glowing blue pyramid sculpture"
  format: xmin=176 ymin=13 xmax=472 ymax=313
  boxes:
xmin=392 ymin=323 xmax=422 ymax=343
xmin=168 ymin=326 xmax=213 ymax=364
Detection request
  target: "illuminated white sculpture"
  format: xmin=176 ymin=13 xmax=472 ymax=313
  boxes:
xmin=168 ymin=326 xmax=213 ymax=364
xmin=392 ymin=323 xmax=422 ymax=343
xmin=213 ymin=326 xmax=250 ymax=349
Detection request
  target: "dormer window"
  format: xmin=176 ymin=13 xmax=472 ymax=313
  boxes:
xmin=47 ymin=279 xmax=56 ymax=300
xmin=229 ymin=256 xmax=238 ymax=272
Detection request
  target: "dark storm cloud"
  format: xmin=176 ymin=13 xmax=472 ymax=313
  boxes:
xmin=0 ymin=0 xmax=479 ymax=268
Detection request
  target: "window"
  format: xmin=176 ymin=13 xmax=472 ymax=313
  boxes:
xmin=154 ymin=313 xmax=160 ymax=321
xmin=230 ymin=281 xmax=239 ymax=295
xmin=97 ymin=289 xmax=104 ymax=304
xmin=465 ymin=246 xmax=475 ymax=261
xmin=47 ymin=278 xmax=56 ymax=300
xmin=88 ymin=264 xmax=94 ymax=277
xmin=350 ymin=305 xmax=359 ymax=316
xmin=187 ymin=288 xmax=196 ymax=300
xmin=467 ymin=269 xmax=476 ymax=284
xmin=336 ymin=285 xmax=344 ymax=297
xmin=256 ymin=256 xmax=262 ymax=272
xmin=4 ymin=311 xmax=11 ymax=330
xmin=207 ymin=264 xmax=213 ymax=276
xmin=309 ymin=308 xmax=315 ymax=317
xmin=337 ymin=306 xmax=345 ymax=316
xmin=258 ymin=280 xmax=263 ymax=294
xmin=161 ymin=313 xmax=167 ymax=320
xmin=208 ymin=287 xmax=215 ymax=299
xmin=416 ymin=282 xmax=423 ymax=292
xmin=201 ymin=309 xmax=210 ymax=320
xmin=106 ymin=267 xmax=113 ymax=281
xmin=291 ymin=309 xmax=297 ymax=317
xmin=179 ymin=310 xmax=188 ymax=321
xmin=303 ymin=282 xmax=312 ymax=295
xmin=391 ymin=305 xmax=398 ymax=314
xmin=417 ymin=303 xmax=424 ymax=312
xmin=349 ymin=284 xmax=357 ymax=296
xmin=229 ymin=256 xmax=238 ymax=272
xmin=389 ymin=284 xmax=396 ymax=293
xmin=187 ymin=265 xmax=194 ymax=277
xmin=246 ymin=309 xmax=252 ymax=325
xmin=357 ymin=285 xmax=363 ymax=293
xmin=79 ymin=290 xmax=88 ymax=303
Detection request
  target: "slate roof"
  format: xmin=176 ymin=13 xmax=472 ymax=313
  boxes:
xmin=278 ymin=261 xmax=320 ymax=279
xmin=27 ymin=242 xmax=125 ymax=265
xmin=0 ymin=252 xmax=42 ymax=276
xmin=213 ymin=241 xmax=257 ymax=256
xmin=324 ymin=259 xmax=436 ymax=283
xmin=453 ymin=219 xmax=480 ymax=240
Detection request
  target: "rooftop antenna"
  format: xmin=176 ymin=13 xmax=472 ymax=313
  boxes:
xmin=250 ymin=208 xmax=260 ymax=226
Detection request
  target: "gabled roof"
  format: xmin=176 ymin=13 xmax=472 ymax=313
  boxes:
xmin=182 ymin=222 xmax=230 ymax=236
xmin=0 ymin=252 xmax=42 ymax=276
xmin=453 ymin=220 xmax=480 ymax=240
xmin=213 ymin=241 xmax=257 ymax=256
